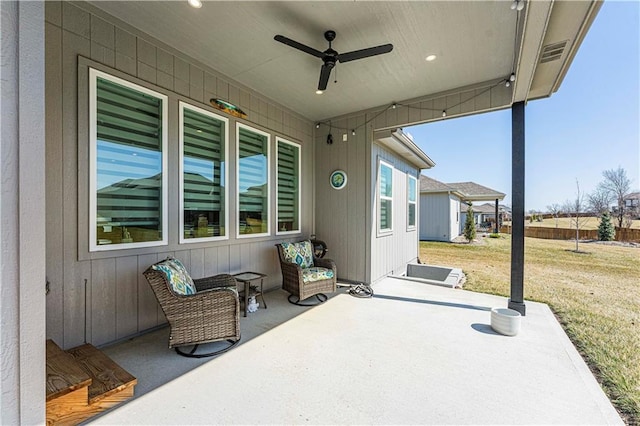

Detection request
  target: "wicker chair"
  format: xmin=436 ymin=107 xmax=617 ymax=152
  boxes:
xmin=143 ymin=257 xmax=241 ymax=358
xmin=275 ymin=240 xmax=337 ymax=306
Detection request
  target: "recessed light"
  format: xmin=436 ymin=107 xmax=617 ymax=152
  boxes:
xmin=425 ymin=54 xmax=437 ymax=62
xmin=188 ymin=0 xmax=202 ymax=8
xmin=315 ymin=90 xmax=323 ymax=95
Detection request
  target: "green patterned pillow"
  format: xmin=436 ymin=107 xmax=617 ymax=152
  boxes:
xmin=302 ymin=267 xmax=334 ymax=283
xmin=152 ymin=257 xmax=196 ymax=296
xmin=281 ymin=241 xmax=314 ymax=269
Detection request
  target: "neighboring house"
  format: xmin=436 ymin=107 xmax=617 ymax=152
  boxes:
xmin=420 ymin=177 xmax=506 ymax=241
xmin=1 ymin=1 xmax=601 ymax=422
xmin=460 ymin=202 xmax=502 ymax=232
xmin=419 ymin=176 xmax=464 ymax=242
xmin=624 ymin=192 xmax=640 ymax=209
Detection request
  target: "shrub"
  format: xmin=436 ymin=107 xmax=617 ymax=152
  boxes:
xmin=597 ymin=211 xmax=615 ymax=241
xmin=464 ymin=206 xmax=476 ymax=242
xmin=489 ymin=233 xmax=501 ymax=238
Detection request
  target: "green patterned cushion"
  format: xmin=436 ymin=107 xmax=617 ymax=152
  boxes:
xmin=152 ymin=257 xmax=196 ymax=296
xmin=302 ymin=267 xmax=334 ymax=283
xmin=281 ymin=241 xmax=314 ymax=269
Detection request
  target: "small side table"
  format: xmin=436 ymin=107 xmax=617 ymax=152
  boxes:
xmin=233 ymin=272 xmax=267 ymax=317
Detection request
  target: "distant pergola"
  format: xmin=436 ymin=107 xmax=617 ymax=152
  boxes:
xmin=447 ymin=182 xmax=507 ymax=233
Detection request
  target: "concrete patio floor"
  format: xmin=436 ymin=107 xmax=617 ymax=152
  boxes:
xmin=94 ymin=278 xmax=622 ymax=425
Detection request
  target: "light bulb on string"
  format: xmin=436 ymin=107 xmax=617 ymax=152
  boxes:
xmin=510 ymin=73 xmax=516 ymax=82
xmin=516 ymin=0 xmax=525 ymax=11
xmin=442 ymin=110 xmax=447 ymax=118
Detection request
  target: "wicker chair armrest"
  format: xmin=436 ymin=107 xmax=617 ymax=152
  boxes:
xmin=194 ymin=274 xmax=237 ymax=292
xmin=314 ymin=257 xmax=336 ymax=272
xmin=162 ymin=286 xmax=239 ymax=317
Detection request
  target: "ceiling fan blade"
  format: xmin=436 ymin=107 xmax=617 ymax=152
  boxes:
xmin=318 ymin=64 xmax=332 ymax=91
xmin=274 ymin=35 xmax=324 ymax=58
xmin=338 ymin=43 xmax=394 ymax=63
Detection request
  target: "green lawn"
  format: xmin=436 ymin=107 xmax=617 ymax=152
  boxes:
xmin=420 ymin=237 xmax=640 ymax=423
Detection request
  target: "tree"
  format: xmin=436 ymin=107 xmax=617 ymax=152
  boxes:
xmin=463 ymin=205 xmax=476 ymax=243
xmin=546 ymin=203 xmax=562 ymax=228
xmin=600 ymin=167 xmax=631 ymax=228
xmin=597 ymin=211 xmax=615 ymax=241
xmin=587 ymin=186 xmax=614 ymax=216
xmin=563 ymin=180 xmax=590 ymax=252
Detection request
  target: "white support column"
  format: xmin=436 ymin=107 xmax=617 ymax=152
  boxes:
xmin=0 ymin=1 xmax=46 ymax=424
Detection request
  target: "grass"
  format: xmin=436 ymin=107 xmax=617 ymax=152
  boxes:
xmin=419 ymin=236 xmax=640 ymax=423
xmin=521 ymin=216 xmax=640 ymax=230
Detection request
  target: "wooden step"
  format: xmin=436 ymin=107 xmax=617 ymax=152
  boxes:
xmin=46 ymin=340 xmax=92 ymax=401
xmin=45 ymin=340 xmax=137 ymax=425
xmin=66 ymin=344 xmax=137 ymax=404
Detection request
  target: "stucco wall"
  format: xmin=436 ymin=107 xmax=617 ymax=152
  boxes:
xmin=1 ymin=1 xmax=46 ymax=424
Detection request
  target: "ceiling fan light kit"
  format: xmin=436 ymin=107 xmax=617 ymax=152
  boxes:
xmin=274 ymin=30 xmax=393 ymax=92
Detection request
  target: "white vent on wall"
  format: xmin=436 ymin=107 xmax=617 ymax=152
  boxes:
xmin=540 ymin=40 xmax=568 ymax=63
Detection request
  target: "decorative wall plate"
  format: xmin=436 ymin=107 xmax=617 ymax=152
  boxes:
xmin=330 ymin=170 xmax=347 ymax=190
xmin=210 ymin=98 xmax=247 ymax=119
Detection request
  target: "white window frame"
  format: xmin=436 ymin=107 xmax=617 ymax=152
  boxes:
xmin=407 ymin=174 xmax=417 ymax=231
xmin=276 ymin=137 xmax=302 ymax=236
xmin=89 ymin=68 xmax=168 ymax=252
xmin=378 ymin=159 xmax=394 ymax=235
xmin=236 ymin=123 xmax=271 ymax=239
xmin=179 ymin=101 xmax=229 ymax=244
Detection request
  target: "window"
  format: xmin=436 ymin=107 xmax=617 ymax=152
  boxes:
xmin=407 ymin=175 xmax=417 ymax=229
xmin=89 ymin=69 xmax=168 ymax=251
xmin=180 ymin=102 xmax=228 ymax=242
xmin=378 ymin=160 xmax=393 ymax=233
xmin=276 ymin=138 xmax=301 ymax=234
xmin=237 ymin=123 xmax=270 ymax=237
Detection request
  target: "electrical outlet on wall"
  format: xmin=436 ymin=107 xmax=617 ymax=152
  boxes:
xmin=342 ymin=133 xmax=348 ymax=142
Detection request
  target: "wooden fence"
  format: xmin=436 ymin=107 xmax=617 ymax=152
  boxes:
xmin=499 ymin=226 xmax=640 ymax=242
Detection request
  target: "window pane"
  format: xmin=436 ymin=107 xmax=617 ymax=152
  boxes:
xmin=182 ymin=107 xmax=226 ymax=239
xmin=380 ymin=164 xmax=393 ymax=197
xmin=380 ymin=199 xmax=392 ymax=230
xmin=408 ymin=177 xmax=417 ymax=202
xmin=277 ymin=140 xmax=300 ymax=233
xmin=408 ymin=203 xmax=416 ymax=227
xmin=238 ymin=126 xmax=268 ymax=235
xmin=95 ymin=76 xmax=163 ymax=246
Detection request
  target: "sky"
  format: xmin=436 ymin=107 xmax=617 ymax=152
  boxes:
xmin=407 ymin=1 xmax=640 ymax=212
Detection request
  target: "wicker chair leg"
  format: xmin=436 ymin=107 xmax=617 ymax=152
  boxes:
xmin=287 ymin=293 xmax=328 ymax=306
xmin=174 ymin=338 xmax=241 ymax=358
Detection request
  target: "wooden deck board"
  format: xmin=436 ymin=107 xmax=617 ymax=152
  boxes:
xmin=46 ymin=340 xmax=92 ymax=401
xmin=66 ymin=343 xmax=137 ymax=404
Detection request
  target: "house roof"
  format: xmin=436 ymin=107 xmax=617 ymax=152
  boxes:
xmin=420 ymin=175 xmax=457 ymax=194
xmin=461 ymin=203 xmax=497 ymax=214
xmin=446 ymin=182 xmax=506 ymax=201
xmin=420 ymin=176 xmax=505 ymax=202
xmin=85 ymin=1 xmax=601 ymax=122
xmin=624 ymin=192 xmax=640 ymax=200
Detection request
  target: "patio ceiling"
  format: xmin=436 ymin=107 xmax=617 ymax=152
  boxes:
xmin=87 ymin=1 xmax=600 ymax=122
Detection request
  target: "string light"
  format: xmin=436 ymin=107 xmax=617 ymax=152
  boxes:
xmin=505 ymin=80 xmax=511 ymax=88
xmin=510 ymin=73 xmax=516 ymax=82
xmin=315 ymin=78 xmax=505 ymax=136
xmin=511 ymin=0 xmax=525 ymax=11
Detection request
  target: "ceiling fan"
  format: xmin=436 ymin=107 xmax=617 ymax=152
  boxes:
xmin=274 ymin=30 xmax=393 ymax=92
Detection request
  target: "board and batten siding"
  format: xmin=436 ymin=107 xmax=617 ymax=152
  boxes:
xmin=45 ymin=1 xmax=314 ymax=349
xmin=369 ymin=143 xmax=420 ymax=283
xmin=419 ymin=193 xmax=460 ymax=242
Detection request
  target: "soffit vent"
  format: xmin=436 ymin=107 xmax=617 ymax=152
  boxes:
xmin=540 ymin=40 xmax=568 ymax=63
